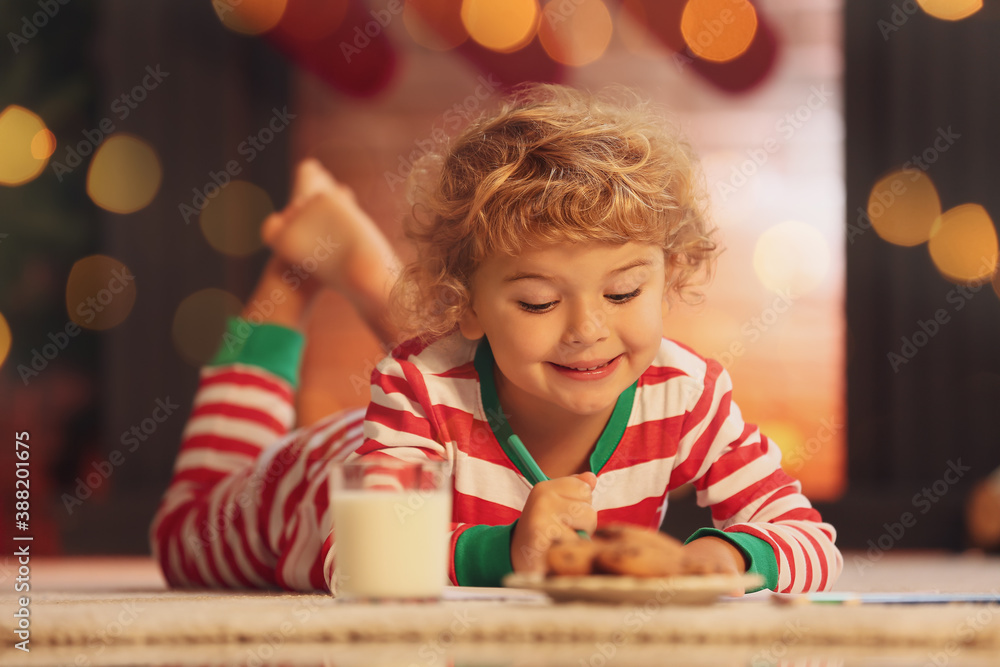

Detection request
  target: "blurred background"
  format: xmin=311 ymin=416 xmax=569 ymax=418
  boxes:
xmin=0 ymin=0 xmax=998 ymax=559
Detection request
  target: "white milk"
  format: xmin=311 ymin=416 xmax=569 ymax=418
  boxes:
xmin=333 ymin=489 xmax=452 ymax=599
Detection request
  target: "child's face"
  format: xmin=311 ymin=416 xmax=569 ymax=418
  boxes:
xmin=459 ymin=241 xmax=666 ymax=420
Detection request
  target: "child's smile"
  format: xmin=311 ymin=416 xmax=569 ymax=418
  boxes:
xmin=459 ymin=241 xmax=667 ymax=433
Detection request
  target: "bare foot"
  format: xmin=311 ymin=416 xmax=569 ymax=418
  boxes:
xmin=263 ymin=159 xmax=402 ymax=347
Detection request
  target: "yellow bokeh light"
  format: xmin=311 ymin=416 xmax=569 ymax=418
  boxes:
xmin=199 ymin=180 xmax=274 ymax=257
xmin=680 ymin=0 xmax=757 ymax=63
xmin=30 ymin=128 xmax=57 ymax=160
xmin=0 ymin=105 xmax=50 ymax=186
xmin=172 ymin=288 xmax=244 ymax=366
xmin=753 ymin=220 xmax=831 ymax=297
xmin=928 ymin=203 xmax=999 ymax=284
xmin=66 ymin=254 xmax=138 ymax=331
xmin=213 ymin=0 xmax=288 ymax=35
xmin=461 ymin=0 xmax=538 ymax=53
xmin=0 ymin=311 xmax=11 ymax=369
xmin=86 ymin=134 xmax=162 ymax=214
xmin=867 ymin=169 xmax=941 ymax=247
xmin=538 ymin=0 xmax=613 ymax=67
xmin=404 ymin=0 xmax=469 ymax=50
xmin=916 ymin=0 xmax=982 ymax=21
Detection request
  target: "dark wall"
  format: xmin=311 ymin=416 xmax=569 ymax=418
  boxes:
xmin=830 ymin=1 xmax=1000 ymax=549
xmin=66 ymin=1 xmax=290 ymax=553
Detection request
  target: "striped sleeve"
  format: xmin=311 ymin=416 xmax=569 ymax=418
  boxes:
xmin=677 ymin=359 xmax=843 ymax=593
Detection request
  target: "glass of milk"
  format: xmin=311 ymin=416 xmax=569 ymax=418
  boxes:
xmin=330 ymin=457 xmax=452 ymax=601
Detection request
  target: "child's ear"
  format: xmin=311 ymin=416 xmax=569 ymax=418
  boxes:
xmin=458 ymin=305 xmax=485 ymax=340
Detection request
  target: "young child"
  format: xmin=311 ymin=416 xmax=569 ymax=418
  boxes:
xmin=151 ymin=84 xmax=842 ymax=594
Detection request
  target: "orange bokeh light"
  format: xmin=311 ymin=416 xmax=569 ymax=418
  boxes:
xmin=680 ymin=0 xmax=757 ymax=63
xmin=538 ymin=0 xmax=613 ymax=67
xmin=0 ymin=311 xmax=11 ymax=369
xmin=461 ymin=0 xmax=539 ymax=53
xmin=198 ymin=180 xmax=274 ymax=257
xmin=66 ymin=254 xmax=138 ymax=331
xmin=867 ymin=169 xmax=941 ymax=247
xmin=928 ymin=203 xmax=998 ymax=284
xmin=0 ymin=105 xmax=50 ymax=186
xmin=916 ymin=0 xmax=982 ymax=21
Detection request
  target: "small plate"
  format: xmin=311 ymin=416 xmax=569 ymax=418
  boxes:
xmin=503 ymin=572 xmax=764 ymax=605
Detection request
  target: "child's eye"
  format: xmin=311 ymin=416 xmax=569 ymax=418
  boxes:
xmin=518 ymin=301 xmax=557 ymax=313
xmin=606 ymin=288 xmax=642 ymax=303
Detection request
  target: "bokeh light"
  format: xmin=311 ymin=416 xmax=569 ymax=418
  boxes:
xmin=87 ymin=134 xmax=162 ymax=214
xmin=277 ymin=0 xmax=348 ymax=40
xmin=0 ymin=311 xmax=11 ymax=368
xmin=199 ymin=180 xmax=274 ymax=257
xmin=172 ymin=288 xmax=244 ymax=366
xmin=916 ymin=0 xmax=982 ymax=21
xmin=538 ymin=0 xmax=613 ymax=67
xmin=30 ymin=128 xmax=57 ymax=160
xmin=928 ymin=203 xmax=998 ymax=284
xmin=753 ymin=220 xmax=831 ymax=297
xmin=867 ymin=169 xmax=941 ymax=247
xmin=66 ymin=254 xmax=138 ymax=331
xmin=405 ymin=0 xmax=469 ymax=50
xmin=0 ymin=105 xmax=51 ymax=186
xmin=214 ymin=0 xmax=288 ymax=35
xmin=461 ymin=0 xmax=539 ymax=53
xmin=680 ymin=0 xmax=758 ymax=63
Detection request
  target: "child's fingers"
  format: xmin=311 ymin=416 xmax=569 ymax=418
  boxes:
xmin=572 ymin=472 xmax=597 ymax=490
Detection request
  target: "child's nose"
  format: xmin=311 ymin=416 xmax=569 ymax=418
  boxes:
xmin=563 ymin=301 xmax=609 ymax=346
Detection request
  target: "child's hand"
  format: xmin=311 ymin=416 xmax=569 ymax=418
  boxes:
xmin=680 ymin=536 xmax=747 ymax=596
xmin=511 ymin=472 xmax=597 ymax=574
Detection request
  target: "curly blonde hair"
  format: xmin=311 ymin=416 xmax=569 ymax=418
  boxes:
xmin=390 ymin=83 xmax=718 ymax=340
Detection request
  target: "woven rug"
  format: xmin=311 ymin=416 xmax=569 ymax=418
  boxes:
xmin=4 ymin=553 xmax=1000 ymax=665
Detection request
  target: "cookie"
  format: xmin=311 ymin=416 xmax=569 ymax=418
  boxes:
xmin=546 ymin=538 xmax=599 ymax=576
xmin=545 ymin=523 xmax=687 ymax=578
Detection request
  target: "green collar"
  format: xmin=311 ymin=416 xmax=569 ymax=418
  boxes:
xmin=473 ymin=337 xmax=636 ymax=483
